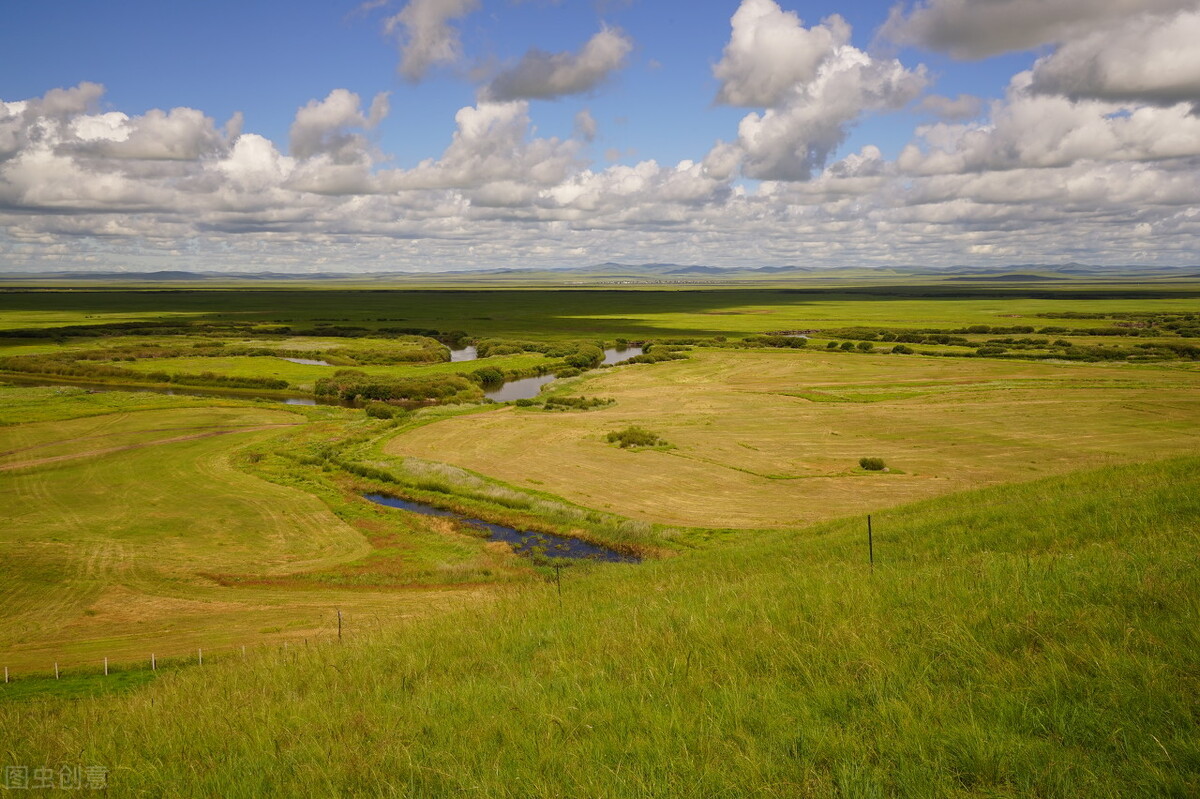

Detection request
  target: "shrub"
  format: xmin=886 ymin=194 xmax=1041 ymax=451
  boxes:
xmin=564 ymin=345 xmax=605 ymax=369
xmin=470 ymin=366 xmax=506 ymax=385
xmin=606 ymin=426 xmax=666 ymax=449
xmin=891 ymin=344 xmax=914 ymax=354
xmin=839 ymin=341 xmax=855 ymax=351
xmin=365 ymin=401 xmax=395 ymax=419
xmin=856 ymin=341 xmax=873 ymax=352
xmin=859 ymin=457 xmax=886 ymax=471
xmin=827 ymin=341 xmax=839 ymax=349
xmin=544 ymin=396 xmax=613 ymax=411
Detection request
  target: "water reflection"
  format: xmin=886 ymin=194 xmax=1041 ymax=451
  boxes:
xmin=449 ymin=346 xmax=478 ymax=362
xmin=363 ymin=493 xmax=639 ymax=563
xmin=483 ymin=374 xmax=556 ymax=401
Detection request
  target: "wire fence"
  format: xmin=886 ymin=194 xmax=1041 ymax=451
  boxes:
xmin=0 ymin=609 xmax=369 ymax=689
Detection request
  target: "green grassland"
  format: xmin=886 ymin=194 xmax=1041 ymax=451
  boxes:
xmin=0 ymin=281 xmax=1197 ymax=795
xmin=99 ymin=351 xmax=551 ymax=391
xmin=1 ymin=456 xmax=1196 ymax=796
xmin=1 ymin=283 xmax=1198 ymax=340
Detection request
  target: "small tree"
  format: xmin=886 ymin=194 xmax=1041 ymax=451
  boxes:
xmin=859 ymin=457 xmax=886 ymax=471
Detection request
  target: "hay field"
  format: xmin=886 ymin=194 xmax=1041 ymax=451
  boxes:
xmin=386 ymin=348 xmax=1200 ymax=528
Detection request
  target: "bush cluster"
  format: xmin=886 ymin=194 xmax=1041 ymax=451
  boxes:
xmin=315 ymin=370 xmax=480 ymax=404
xmin=606 ymin=426 xmax=667 ymax=449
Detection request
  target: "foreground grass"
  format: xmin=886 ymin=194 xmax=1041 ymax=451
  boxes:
xmin=2 ymin=457 xmax=1196 ymax=797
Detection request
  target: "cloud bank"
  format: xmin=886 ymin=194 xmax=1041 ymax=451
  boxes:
xmin=3 ymin=0 xmax=1200 ymax=272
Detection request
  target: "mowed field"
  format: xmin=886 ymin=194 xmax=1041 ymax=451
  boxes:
xmin=0 ymin=394 xmax=484 ymax=671
xmin=386 ymin=347 xmax=1200 ymax=528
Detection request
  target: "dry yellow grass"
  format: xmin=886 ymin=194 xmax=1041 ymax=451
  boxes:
xmin=385 ymin=348 xmax=1200 ymax=528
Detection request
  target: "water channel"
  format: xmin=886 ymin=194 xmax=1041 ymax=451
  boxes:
xmin=363 ymin=493 xmax=639 ymax=563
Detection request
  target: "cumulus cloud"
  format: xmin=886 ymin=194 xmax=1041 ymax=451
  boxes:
xmin=483 ymin=27 xmax=632 ymax=101
xmin=1029 ymin=10 xmax=1200 ymax=106
xmin=5 ymin=76 xmax=1200 ymax=274
xmin=898 ymin=72 xmax=1200 ymax=175
xmin=882 ymin=0 xmax=1195 ymax=59
xmin=712 ymin=0 xmax=926 ymax=181
xmin=713 ymin=0 xmax=849 ymax=107
xmin=384 ymin=0 xmax=480 ymax=81
xmin=289 ymin=89 xmax=389 ymax=162
xmin=75 ymin=107 xmax=229 ymax=160
xmin=383 ymin=100 xmax=581 ymax=191
xmin=213 ymin=134 xmax=295 ymax=194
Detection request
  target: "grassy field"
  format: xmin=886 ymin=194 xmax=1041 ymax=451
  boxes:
xmin=0 ymin=388 xmax=518 ymax=671
xmin=1 ymin=284 xmax=1199 ymax=339
xmin=98 ymin=352 xmax=552 ymax=390
xmin=0 ymin=281 xmax=1197 ymax=795
xmin=1 ymin=456 xmax=1196 ymax=796
xmin=386 ymin=347 xmax=1200 ymax=528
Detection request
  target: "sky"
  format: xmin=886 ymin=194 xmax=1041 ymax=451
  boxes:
xmin=1 ymin=0 xmax=1198 ymax=273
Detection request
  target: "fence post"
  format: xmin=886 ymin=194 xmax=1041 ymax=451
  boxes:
xmin=104 ymin=657 xmax=108 ymax=676
xmin=198 ymin=648 xmax=203 ymax=666
xmin=868 ymin=514 xmax=874 ymax=567
xmin=151 ymin=653 xmax=156 ymax=671
xmin=55 ymin=662 xmax=59 ymax=680
xmin=4 ymin=666 xmax=7 ymax=683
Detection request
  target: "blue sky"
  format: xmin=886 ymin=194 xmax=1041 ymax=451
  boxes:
xmin=1 ymin=0 xmax=1198 ymax=271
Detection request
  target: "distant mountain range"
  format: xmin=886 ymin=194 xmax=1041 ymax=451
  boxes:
xmin=1 ymin=262 xmax=1196 ymax=281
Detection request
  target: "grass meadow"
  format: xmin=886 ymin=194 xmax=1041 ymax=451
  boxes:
xmin=0 ymin=281 xmax=1197 ymax=796
xmin=1 ymin=456 xmax=1196 ymax=796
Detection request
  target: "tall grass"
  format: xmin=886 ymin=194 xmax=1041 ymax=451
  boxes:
xmin=2 ymin=457 xmax=1197 ymax=796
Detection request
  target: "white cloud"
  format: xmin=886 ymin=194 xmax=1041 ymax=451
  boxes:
xmin=289 ymin=89 xmax=389 ymax=162
xmin=213 ymin=134 xmax=295 ymax=194
xmin=713 ymin=0 xmax=849 ymax=107
xmin=711 ymin=3 xmax=927 ymax=182
xmin=384 ymin=100 xmax=581 ymax=191
xmin=882 ymin=0 xmax=1195 ymax=59
xmin=484 ymin=27 xmax=633 ymax=101
xmin=1030 ymin=10 xmax=1200 ymax=106
xmin=4 ymin=76 xmax=1200 ymax=273
xmin=899 ymin=73 xmax=1200 ymax=175
xmin=80 ymin=107 xmax=228 ymax=160
xmin=384 ymin=0 xmax=480 ymax=81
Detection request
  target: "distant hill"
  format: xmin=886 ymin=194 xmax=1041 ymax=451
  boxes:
xmin=944 ymin=274 xmax=1065 ymax=282
xmin=1 ymin=262 xmax=1197 ymax=281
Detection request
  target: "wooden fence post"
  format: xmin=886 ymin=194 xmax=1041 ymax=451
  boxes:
xmin=868 ymin=514 xmax=874 ymax=567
